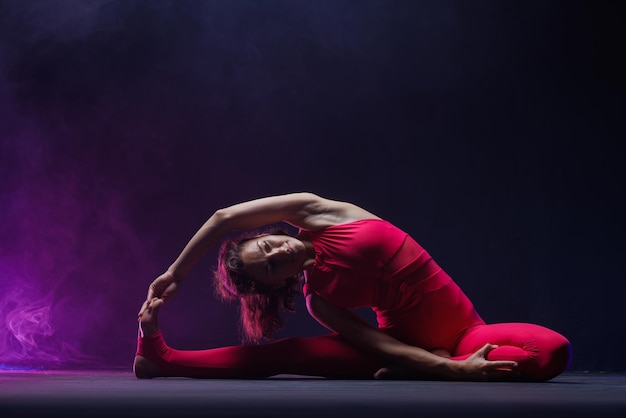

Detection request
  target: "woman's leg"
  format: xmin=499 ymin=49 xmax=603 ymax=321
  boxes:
xmin=452 ymin=322 xmax=572 ymax=381
xmin=134 ymin=300 xmax=382 ymax=379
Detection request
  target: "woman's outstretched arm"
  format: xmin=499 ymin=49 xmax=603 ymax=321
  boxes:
xmin=139 ymin=192 xmax=377 ymax=318
xmin=305 ymin=293 xmax=518 ymax=381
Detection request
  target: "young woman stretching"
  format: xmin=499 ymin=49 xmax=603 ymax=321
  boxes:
xmin=135 ymin=192 xmax=572 ymax=381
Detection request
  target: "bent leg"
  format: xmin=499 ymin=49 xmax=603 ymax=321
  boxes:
xmin=452 ymin=323 xmax=572 ymax=381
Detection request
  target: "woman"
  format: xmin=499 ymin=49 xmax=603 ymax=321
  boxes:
xmin=135 ymin=192 xmax=571 ymax=381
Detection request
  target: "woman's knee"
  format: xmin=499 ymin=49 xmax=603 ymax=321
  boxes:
xmin=517 ymin=329 xmax=572 ymax=381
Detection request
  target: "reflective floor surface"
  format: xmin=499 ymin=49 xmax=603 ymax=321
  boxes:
xmin=1 ymin=370 xmax=625 ymax=417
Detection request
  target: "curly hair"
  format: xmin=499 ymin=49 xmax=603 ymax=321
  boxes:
xmin=212 ymin=229 xmax=303 ymax=343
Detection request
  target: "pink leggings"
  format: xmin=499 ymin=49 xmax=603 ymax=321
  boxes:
xmin=136 ymin=321 xmax=571 ymax=381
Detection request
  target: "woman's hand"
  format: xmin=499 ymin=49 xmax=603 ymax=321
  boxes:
xmin=138 ymin=271 xmax=182 ymax=320
xmin=455 ymin=343 xmax=519 ymax=380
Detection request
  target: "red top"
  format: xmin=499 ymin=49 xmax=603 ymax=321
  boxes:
xmin=301 ymin=219 xmax=443 ymax=312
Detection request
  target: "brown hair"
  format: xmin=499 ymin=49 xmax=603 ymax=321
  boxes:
xmin=212 ymin=229 xmax=303 ymax=343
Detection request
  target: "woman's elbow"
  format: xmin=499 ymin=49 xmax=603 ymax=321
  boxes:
xmin=304 ymin=294 xmax=318 ymax=316
xmin=212 ymin=208 xmax=229 ymax=221
xmin=305 ymin=293 xmax=329 ymax=322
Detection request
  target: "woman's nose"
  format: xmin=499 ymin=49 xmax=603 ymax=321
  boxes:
xmin=269 ymin=243 xmax=290 ymax=257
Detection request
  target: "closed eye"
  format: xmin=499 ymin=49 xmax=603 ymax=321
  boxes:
xmin=257 ymin=240 xmax=270 ymax=255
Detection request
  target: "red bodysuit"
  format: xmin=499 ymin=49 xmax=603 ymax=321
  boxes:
xmin=302 ymin=219 xmax=485 ymax=353
xmin=137 ymin=220 xmax=572 ymax=380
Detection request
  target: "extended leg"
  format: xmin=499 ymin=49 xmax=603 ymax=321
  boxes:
xmin=134 ymin=300 xmax=382 ymax=379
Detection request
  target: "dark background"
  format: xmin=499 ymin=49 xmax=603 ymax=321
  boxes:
xmin=0 ymin=0 xmax=623 ymax=372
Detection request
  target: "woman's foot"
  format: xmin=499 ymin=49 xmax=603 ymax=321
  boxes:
xmin=374 ymin=367 xmax=416 ymax=380
xmin=134 ymin=298 xmax=165 ymax=379
xmin=374 ymin=349 xmax=451 ymax=380
xmin=430 ymin=348 xmax=451 ymax=359
xmin=138 ymin=298 xmax=163 ymax=337
xmin=374 ymin=367 xmax=441 ymax=381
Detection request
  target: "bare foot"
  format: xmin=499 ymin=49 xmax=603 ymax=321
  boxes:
xmin=374 ymin=367 xmax=417 ymax=380
xmin=430 ymin=348 xmax=451 ymax=358
xmin=374 ymin=367 xmax=443 ymax=381
xmin=374 ymin=349 xmax=451 ymax=380
xmin=134 ymin=298 xmax=165 ymax=379
xmin=139 ymin=298 xmax=163 ymax=337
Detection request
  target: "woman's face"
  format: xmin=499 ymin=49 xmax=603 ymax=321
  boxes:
xmin=239 ymin=234 xmax=307 ymax=288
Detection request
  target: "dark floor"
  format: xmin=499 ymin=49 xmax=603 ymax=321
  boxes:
xmin=1 ymin=370 xmax=625 ymax=418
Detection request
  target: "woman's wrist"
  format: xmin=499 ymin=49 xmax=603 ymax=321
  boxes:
xmin=442 ymin=358 xmax=464 ymax=378
xmin=166 ymin=268 xmax=186 ymax=282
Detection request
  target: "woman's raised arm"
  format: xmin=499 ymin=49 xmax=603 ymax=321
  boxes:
xmin=138 ymin=192 xmax=376 ymax=318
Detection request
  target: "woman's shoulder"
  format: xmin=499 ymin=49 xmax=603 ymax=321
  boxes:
xmin=297 ymin=195 xmax=382 ymax=231
xmin=299 ymin=219 xmax=394 ymax=241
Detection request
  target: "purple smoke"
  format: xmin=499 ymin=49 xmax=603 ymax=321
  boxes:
xmin=0 ymin=280 xmax=95 ymax=369
xmin=0 ymin=1 xmax=179 ymax=369
xmin=0 ymin=129 xmax=156 ymax=369
xmin=0 ymin=128 xmax=141 ymax=368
